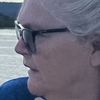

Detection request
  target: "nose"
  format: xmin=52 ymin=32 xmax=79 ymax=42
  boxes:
xmin=15 ymin=37 xmax=29 ymax=55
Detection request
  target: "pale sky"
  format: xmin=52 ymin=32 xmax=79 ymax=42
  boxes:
xmin=0 ymin=0 xmax=23 ymax=2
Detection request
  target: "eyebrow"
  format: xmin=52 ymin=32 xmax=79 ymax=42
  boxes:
xmin=22 ymin=23 xmax=33 ymax=29
xmin=16 ymin=20 xmax=69 ymax=33
xmin=24 ymin=24 xmax=69 ymax=34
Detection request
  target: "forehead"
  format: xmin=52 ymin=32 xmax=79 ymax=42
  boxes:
xmin=17 ymin=0 xmax=64 ymax=29
xmin=17 ymin=0 xmax=45 ymax=26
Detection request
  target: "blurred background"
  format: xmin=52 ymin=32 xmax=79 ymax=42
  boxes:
xmin=0 ymin=0 xmax=28 ymax=84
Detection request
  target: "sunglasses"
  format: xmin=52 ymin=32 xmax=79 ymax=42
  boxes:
xmin=14 ymin=20 xmax=68 ymax=53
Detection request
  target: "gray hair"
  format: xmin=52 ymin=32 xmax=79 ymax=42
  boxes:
xmin=41 ymin=0 xmax=100 ymax=37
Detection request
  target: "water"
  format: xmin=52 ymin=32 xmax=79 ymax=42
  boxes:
xmin=0 ymin=29 xmax=28 ymax=84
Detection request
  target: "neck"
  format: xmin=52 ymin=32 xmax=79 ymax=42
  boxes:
xmin=44 ymin=68 xmax=99 ymax=100
xmin=45 ymin=93 xmax=68 ymax=100
xmin=45 ymin=92 xmax=97 ymax=100
xmin=44 ymin=80 xmax=98 ymax=100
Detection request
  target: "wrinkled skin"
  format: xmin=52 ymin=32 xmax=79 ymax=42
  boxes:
xmin=15 ymin=0 xmax=100 ymax=100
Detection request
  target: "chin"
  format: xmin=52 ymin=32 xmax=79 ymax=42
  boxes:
xmin=27 ymin=78 xmax=46 ymax=96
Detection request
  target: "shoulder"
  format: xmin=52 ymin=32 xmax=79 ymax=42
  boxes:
xmin=0 ymin=77 xmax=36 ymax=100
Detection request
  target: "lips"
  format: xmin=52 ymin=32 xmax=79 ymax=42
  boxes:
xmin=24 ymin=63 xmax=39 ymax=72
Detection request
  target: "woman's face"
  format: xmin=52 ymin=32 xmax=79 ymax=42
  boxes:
xmin=15 ymin=0 xmax=98 ymax=98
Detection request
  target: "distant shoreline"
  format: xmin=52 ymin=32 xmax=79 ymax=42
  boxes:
xmin=0 ymin=2 xmax=22 ymax=3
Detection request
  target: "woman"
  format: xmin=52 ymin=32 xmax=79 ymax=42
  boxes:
xmin=1 ymin=0 xmax=100 ymax=100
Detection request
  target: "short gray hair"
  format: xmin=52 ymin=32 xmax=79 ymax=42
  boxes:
xmin=41 ymin=0 xmax=100 ymax=37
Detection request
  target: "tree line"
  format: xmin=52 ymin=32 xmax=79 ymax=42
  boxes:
xmin=0 ymin=13 xmax=14 ymax=28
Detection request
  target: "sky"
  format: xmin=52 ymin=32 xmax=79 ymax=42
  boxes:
xmin=0 ymin=0 xmax=23 ymax=2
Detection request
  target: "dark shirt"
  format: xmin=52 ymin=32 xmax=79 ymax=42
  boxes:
xmin=0 ymin=77 xmax=45 ymax=100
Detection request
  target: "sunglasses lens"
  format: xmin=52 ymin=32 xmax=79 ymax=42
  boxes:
xmin=23 ymin=30 xmax=36 ymax=53
xmin=15 ymin=21 xmax=36 ymax=53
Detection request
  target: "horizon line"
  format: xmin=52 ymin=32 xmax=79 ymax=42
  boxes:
xmin=0 ymin=1 xmax=22 ymax=3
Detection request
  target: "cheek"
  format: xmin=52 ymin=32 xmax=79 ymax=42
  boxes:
xmin=35 ymin=35 xmax=91 ymax=92
xmin=34 ymin=43 xmax=69 ymax=90
xmin=35 ymin=41 xmax=85 ymax=89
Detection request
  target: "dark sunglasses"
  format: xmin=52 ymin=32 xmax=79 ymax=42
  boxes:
xmin=14 ymin=20 xmax=68 ymax=53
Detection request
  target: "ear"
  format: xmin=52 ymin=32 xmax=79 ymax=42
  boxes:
xmin=90 ymin=51 xmax=100 ymax=67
